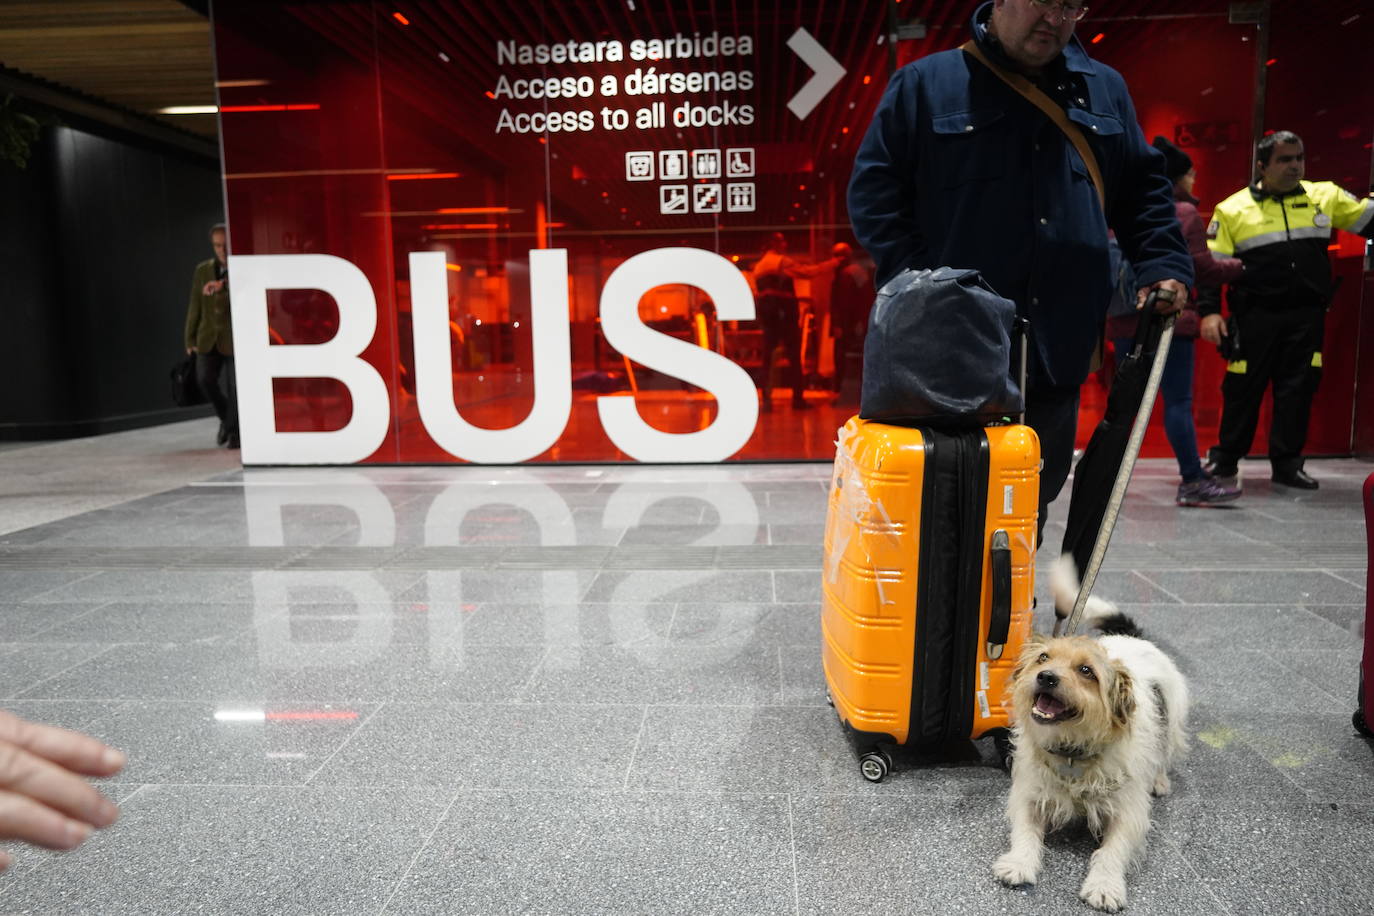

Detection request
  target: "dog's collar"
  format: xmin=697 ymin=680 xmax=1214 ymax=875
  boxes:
xmin=1046 ymin=742 xmax=1096 ymax=761
xmin=1044 ymin=743 xmax=1100 ymax=780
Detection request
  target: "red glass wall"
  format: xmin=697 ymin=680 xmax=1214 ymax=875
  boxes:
xmin=211 ymin=0 xmax=1373 ymax=465
xmin=1084 ymin=0 xmax=1372 ymax=459
xmin=214 ymin=0 xmax=890 ymax=463
xmin=1264 ymin=0 xmax=1373 ymax=456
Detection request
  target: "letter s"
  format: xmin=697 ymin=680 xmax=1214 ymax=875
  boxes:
xmin=597 ymin=248 xmax=758 ymax=462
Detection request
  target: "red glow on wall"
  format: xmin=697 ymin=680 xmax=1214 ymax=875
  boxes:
xmin=219 ymin=103 xmax=320 ymax=112
xmin=386 ymin=172 xmax=461 ymax=180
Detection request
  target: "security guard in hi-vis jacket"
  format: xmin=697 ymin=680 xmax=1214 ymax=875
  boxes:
xmin=1198 ymin=130 xmax=1374 ymax=491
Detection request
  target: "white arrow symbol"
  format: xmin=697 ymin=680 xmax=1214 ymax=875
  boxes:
xmin=786 ymin=27 xmax=845 ymax=120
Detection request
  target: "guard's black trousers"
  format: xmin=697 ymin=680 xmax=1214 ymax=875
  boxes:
xmin=1210 ymin=307 xmax=1324 ymax=476
xmin=758 ymin=297 xmax=805 ymax=407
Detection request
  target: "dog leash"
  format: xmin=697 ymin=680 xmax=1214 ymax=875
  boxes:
xmin=1057 ymin=289 xmax=1177 ymax=637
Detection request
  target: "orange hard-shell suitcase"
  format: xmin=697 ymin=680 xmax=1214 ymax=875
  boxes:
xmin=821 ymin=417 xmax=1040 ymax=781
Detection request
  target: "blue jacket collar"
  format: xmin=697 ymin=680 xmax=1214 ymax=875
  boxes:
xmin=972 ymin=1 xmax=1095 ymax=76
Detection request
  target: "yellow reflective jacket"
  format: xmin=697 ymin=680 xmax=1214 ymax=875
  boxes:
xmin=1199 ymin=180 xmax=1374 ymax=314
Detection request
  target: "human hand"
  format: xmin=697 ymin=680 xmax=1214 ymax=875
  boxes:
xmin=1200 ymin=314 xmax=1227 ymax=345
xmin=0 ymin=709 xmax=125 ymax=868
xmin=202 ymin=280 xmax=225 ymax=296
xmin=1135 ymin=279 xmax=1189 ymax=314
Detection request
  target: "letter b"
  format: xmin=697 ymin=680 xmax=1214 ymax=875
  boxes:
xmin=231 ymin=255 xmax=390 ymax=464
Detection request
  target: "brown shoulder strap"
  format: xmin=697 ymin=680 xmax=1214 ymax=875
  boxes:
xmin=961 ymin=40 xmax=1106 ymax=211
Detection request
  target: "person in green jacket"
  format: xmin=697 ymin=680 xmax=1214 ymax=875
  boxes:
xmin=184 ymin=224 xmax=237 ymax=448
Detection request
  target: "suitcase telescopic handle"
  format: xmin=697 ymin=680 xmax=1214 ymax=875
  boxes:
xmin=987 ymin=529 xmax=1012 ymax=659
xmin=1014 ymin=317 xmax=1029 ymax=426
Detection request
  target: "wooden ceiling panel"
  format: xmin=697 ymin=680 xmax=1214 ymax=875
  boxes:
xmin=0 ymin=0 xmax=215 ymax=138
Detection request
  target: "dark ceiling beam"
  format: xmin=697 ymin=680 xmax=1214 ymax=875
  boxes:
xmin=0 ymin=65 xmax=219 ymax=162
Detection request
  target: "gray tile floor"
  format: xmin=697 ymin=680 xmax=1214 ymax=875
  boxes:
xmin=0 ymin=419 xmax=1371 ymax=914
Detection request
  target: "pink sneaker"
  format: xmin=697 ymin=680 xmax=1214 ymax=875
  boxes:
xmin=1176 ymin=475 xmax=1241 ymax=507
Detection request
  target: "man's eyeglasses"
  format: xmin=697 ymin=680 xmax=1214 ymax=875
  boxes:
xmin=1028 ymin=0 xmax=1089 ymax=23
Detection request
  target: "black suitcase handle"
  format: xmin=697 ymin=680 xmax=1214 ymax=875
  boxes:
xmin=987 ymin=529 xmax=1011 ymax=659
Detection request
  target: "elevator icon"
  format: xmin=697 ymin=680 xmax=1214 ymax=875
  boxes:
xmin=691 ymin=149 xmax=721 ymax=179
xmin=726 ymin=183 xmax=755 ymax=212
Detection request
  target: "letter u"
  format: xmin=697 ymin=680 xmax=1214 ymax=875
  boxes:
xmin=409 ymin=250 xmax=572 ymax=463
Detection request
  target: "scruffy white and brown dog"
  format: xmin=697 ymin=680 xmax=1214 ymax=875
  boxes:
xmin=992 ymin=558 xmax=1189 ymax=913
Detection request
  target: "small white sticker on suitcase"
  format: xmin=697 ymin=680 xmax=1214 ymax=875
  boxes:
xmin=1003 ymin=485 xmax=1014 ymax=516
xmin=979 ymin=661 xmax=990 ymax=691
xmin=977 ymin=690 xmax=991 ymax=719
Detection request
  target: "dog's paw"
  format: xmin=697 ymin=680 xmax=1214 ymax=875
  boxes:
xmin=1152 ymin=771 xmax=1173 ymax=797
xmin=1079 ymin=874 xmax=1127 ymax=912
xmin=992 ymin=854 xmax=1039 ymax=887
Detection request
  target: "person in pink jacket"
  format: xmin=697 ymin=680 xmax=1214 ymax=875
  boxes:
xmin=1107 ymin=136 xmax=1243 ymax=506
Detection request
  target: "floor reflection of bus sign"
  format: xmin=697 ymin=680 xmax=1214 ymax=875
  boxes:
xmin=693 ymin=183 xmax=722 ymax=213
xmin=726 ymin=183 xmax=755 ymax=213
xmin=691 ymin=149 xmax=721 ymax=179
xmin=726 ymin=148 xmax=754 ymax=177
xmin=660 ymin=185 xmax=689 ymax=214
xmin=625 ymin=151 xmax=654 ymax=181
xmin=660 ymin=150 xmax=688 ymax=180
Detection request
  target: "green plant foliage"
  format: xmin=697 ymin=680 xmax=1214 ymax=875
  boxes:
xmin=0 ymin=94 xmax=42 ymax=169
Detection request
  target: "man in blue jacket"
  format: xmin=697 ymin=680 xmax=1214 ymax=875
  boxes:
xmin=849 ymin=0 xmax=1192 ymax=533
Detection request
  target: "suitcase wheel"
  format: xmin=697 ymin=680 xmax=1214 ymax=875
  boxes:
xmin=1354 ymin=709 xmax=1374 ymax=740
xmin=859 ymin=749 xmax=892 ymax=783
xmin=993 ymin=731 xmax=1015 ymax=773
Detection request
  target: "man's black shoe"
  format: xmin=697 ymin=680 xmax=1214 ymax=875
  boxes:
xmin=217 ymin=422 xmax=228 ymax=446
xmin=1272 ymin=469 xmax=1318 ymax=490
xmin=1202 ymin=460 xmax=1238 ymax=485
